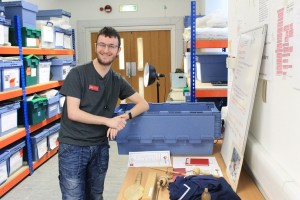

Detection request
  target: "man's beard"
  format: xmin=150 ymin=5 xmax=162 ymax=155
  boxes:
xmin=96 ymin=54 xmax=117 ymax=66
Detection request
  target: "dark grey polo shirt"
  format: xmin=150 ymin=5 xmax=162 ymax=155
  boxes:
xmin=59 ymin=62 xmax=135 ymax=146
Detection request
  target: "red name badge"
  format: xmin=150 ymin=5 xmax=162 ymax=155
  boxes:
xmin=89 ymin=84 xmax=99 ymax=91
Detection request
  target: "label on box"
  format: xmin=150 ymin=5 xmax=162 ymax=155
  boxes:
xmin=37 ymin=138 xmax=48 ymax=159
xmin=49 ymin=132 xmax=59 ymax=150
xmin=0 ymin=161 xmax=8 ymax=184
xmin=3 ymin=68 xmax=19 ymax=90
xmin=1 ymin=110 xmax=17 ymax=133
xmin=9 ymin=149 xmax=23 ymax=175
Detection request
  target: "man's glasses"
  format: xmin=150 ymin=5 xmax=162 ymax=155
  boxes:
xmin=96 ymin=42 xmax=119 ymax=50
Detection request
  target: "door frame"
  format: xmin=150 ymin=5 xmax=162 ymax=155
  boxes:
xmin=76 ymin=17 xmax=184 ymax=72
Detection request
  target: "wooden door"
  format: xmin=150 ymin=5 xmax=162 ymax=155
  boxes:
xmin=91 ymin=30 xmax=171 ymax=103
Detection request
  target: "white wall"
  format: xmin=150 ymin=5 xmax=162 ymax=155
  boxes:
xmin=228 ymin=0 xmax=300 ymax=199
xmin=25 ymin=0 xmax=226 ymax=69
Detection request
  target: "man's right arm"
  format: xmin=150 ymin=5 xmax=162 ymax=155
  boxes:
xmin=66 ymin=96 xmax=126 ymax=131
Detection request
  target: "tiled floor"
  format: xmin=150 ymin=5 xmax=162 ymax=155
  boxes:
xmin=1 ymin=142 xmax=128 ymax=200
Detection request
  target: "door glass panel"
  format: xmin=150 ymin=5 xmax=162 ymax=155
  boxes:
xmin=137 ymin=37 xmax=144 ymax=71
xmin=139 ymin=77 xmax=144 ymax=98
xmin=119 ymin=38 xmax=125 ymax=70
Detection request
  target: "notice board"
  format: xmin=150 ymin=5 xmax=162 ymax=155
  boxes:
xmin=221 ymin=24 xmax=267 ymax=191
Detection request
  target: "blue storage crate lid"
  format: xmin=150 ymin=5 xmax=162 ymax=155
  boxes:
xmin=0 ymin=1 xmax=38 ymax=13
xmin=0 ymin=151 xmax=9 ymax=162
xmin=64 ymin=29 xmax=72 ymax=35
xmin=46 ymin=93 xmax=60 ymax=104
xmin=2 ymin=140 xmax=25 ymax=156
xmin=31 ymin=129 xmax=49 ymax=143
xmin=54 ymin=26 xmax=64 ymax=33
xmin=0 ymin=60 xmax=22 ymax=68
xmin=37 ymin=9 xmax=71 ymax=19
xmin=51 ymin=58 xmax=73 ymax=66
xmin=45 ymin=123 xmax=60 ymax=136
xmin=0 ymin=101 xmax=20 ymax=114
xmin=4 ymin=18 xmax=11 ymax=26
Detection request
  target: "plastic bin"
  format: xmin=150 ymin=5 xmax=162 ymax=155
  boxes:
xmin=28 ymin=129 xmax=49 ymax=161
xmin=44 ymin=92 xmax=60 ymax=118
xmin=114 ymin=102 xmax=221 ymax=155
xmin=0 ymin=101 xmax=20 ymax=137
xmin=45 ymin=123 xmax=60 ymax=150
xmin=0 ymin=0 xmax=38 ymax=29
xmin=196 ymin=52 xmax=228 ymax=83
xmin=23 ymin=54 xmax=39 ymax=86
xmin=0 ymin=59 xmax=22 ymax=91
xmin=18 ymin=95 xmax=48 ymax=125
xmin=3 ymin=140 xmax=25 ymax=176
xmin=0 ymin=151 xmax=9 ymax=185
xmin=37 ymin=9 xmax=71 ymax=27
xmin=9 ymin=27 xmax=41 ymax=48
xmin=50 ymin=58 xmax=75 ymax=80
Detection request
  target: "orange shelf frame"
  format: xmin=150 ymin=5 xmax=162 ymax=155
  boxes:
xmin=0 ymin=166 xmax=30 ymax=197
xmin=195 ymin=89 xmax=227 ymax=98
xmin=0 ymin=46 xmax=74 ymax=55
xmin=0 ymin=128 xmax=26 ymax=148
xmin=195 ymin=40 xmax=228 ymax=48
xmin=0 ymin=81 xmax=63 ymax=101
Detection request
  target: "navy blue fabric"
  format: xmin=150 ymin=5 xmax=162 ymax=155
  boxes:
xmin=168 ymin=175 xmax=241 ymax=200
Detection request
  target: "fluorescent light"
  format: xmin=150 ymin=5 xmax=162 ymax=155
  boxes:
xmin=120 ymin=4 xmax=137 ymax=12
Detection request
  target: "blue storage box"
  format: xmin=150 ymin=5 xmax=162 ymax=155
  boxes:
xmin=0 ymin=151 xmax=9 ymax=185
xmin=43 ymin=91 xmax=60 ymax=118
xmin=0 ymin=59 xmax=22 ymax=91
xmin=28 ymin=129 xmax=49 ymax=161
xmin=45 ymin=123 xmax=60 ymax=150
xmin=50 ymin=58 xmax=75 ymax=80
xmin=3 ymin=140 xmax=25 ymax=176
xmin=196 ymin=52 xmax=228 ymax=83
xmin=0 ymin=101 xmax=20 ymax=137
xmin=0 ymin=0 xmax=38 ymax=29
xmin=114 ymin=102 xmax=221 ymax=155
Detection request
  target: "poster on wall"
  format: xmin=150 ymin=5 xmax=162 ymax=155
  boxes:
xmin=221 ymin=24 xmax=267 ymax=191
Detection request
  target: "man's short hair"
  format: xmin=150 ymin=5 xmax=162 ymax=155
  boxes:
xmin=97 ymin=27 xmax=121 ymax=47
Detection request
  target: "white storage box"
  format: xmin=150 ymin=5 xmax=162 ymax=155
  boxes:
xmin=38 ymin=61 xmax=51 ymax=84
xmin=170 ymin=73 xmax=187 ymax=88
xmin=0 ymin=18 xmax=11 ymax=46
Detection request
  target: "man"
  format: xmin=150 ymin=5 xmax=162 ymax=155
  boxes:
xmin=58 ymin=26 xmax=149 ymax=200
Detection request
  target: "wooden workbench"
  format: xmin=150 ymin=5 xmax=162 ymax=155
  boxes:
xmin=117 ymin=141 xmax=265 ymax=200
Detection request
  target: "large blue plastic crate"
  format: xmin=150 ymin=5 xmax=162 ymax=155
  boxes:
xmin=114 ymin=102 xmax=221 ymax=155
xmin=0 ymin=151 xmax=9 ymax=185
xmin=26 ymin=129 xmax=49 ymax=161
xmin=2 ymin=140 xmax=25 ymax=176
xmin=196 ymin=52 xmax=228 ymax=83
xmin=50 ymin=58 xmax=75 ymax=80
xmin=0 ymin=101 xmax=20 ymax=137
xmin=0 ymin=0 xmax=38 ymax=29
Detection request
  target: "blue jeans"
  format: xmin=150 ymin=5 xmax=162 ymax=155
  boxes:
xmin=58 ymin=143 xmax=110 ymax=200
